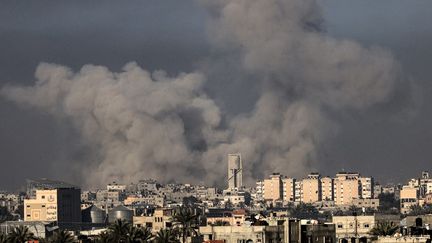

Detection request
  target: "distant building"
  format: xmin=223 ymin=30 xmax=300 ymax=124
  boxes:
xmin=24 ymin=188 xmax=81 ymax=226
xmin=263 ymin=173 xmax=283 ymax=202
xmin=26 ymin=178 xmax=77 ymax=198
xmin=301 ymin=173 xmax=321 ymax=203
xmin=255 ymin=180 xmax=264 ymax=201
xmin=0 ymin=221 xmax=55 ymax=239
xmin=133 ymin=208 xmax=173 ymax=233
xmin=334 ymin=172 xmax=361 ymax=205
xmin=321 ymin=177 xmax=334 ymax=201
xmin=332 ymin=215 xmax=400 ymax=242
xmin=373 ymin=183 xmax=382 ymax=199
xmin=282 ymin=177 xmax=296 ymax=203
xmin=400 ymin=186 xmax=419 ymax=214
xmin=351 ymin=198 xmax=380 ymax=210
xmin=227 ymin=154 xmax=243 ymax=190
xmin=106 ymin=182 xmax=127 ymax=192
xmin=359 ymin=177 xmax=374 ymax=199
xmin=200 ymin=219 xmax=336 ymax=243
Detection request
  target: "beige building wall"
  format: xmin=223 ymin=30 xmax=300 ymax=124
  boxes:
xmin=133 ymin=208 xmax=173 ymax=233
xmin=334 ymin=173 xmax=360 ymax=205
xmin=282 ymin=178 xmax=295 ymax=202
xmin=400 ymin=186 xmax=419 ymax=214
xmin=24 ymin=190 xmax=58 ymax=222
xmin=263 ymin=174 xmax=283 ymax=201
xmin=321 ymin=177 xmax=333 ymax=201
xmin=301 ymin=173 xmax=321 ymax=203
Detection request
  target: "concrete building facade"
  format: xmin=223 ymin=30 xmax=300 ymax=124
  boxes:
xmin=334 ymin=172 xmax=361 ymax=206
xmin=301 ymin=173 xmax=322 ymax=203
xmin=24 ymin=188 xmax=81 ymax=225
xmin=227 ymin=154 xmax=243 ymax=190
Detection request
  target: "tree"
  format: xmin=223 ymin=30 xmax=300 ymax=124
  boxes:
xmin=7 ymin=225 xmax=35 ymax=243
xmin=378 ymin=193 xmax=400 ymax=214
xmin=14 ymin=205 xmax=24 ymax=221
xmin=172 ymin=206 xmax=199 ymax=243
xmin=124 ymin=225 xmax=152 ymax=243
xmin=182 ymin=196 xmax=199 ymax=207
xmin=289 ymin=203 xmax=321 ymax=219
xmin=370 ymin=221 xmax=399 ymax=236
xmin=224 ymin=200 xmax=233 ymax=210
xmin=348 ymin=205 xmax=362 ymax=215
xmin=0 ymin=206 xmax=13 ymax=223
xmin=95 ymin=231 xmax=112 ymax=243
xmin=408 ymin=205 xmax=424 ymax=216
xmin=154 ymin=229 xmax=180 ymax=243
xmin=108 ymin=219 xmax=131 ymax=242
xmin=49 ymin=229 xmax=76 ymax=243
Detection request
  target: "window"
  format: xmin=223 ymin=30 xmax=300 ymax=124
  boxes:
xmin=364 ymin=224 xmax=369 ymax=228
xmin=337 ymin=224 xmax=343 ymax=228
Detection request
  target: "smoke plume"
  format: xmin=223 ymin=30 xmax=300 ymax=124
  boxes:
xmin=1 ymin=0 xmax=406 ymax=187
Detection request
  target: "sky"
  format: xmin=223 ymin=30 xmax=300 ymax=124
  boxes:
xmin=0 ymin=0 xmax=431 ymax=190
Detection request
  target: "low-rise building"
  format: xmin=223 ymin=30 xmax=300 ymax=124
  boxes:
xmin=133 ymin=208 xmax=173 ymax=233
xmin=332 ymin=215 xmax=400 ymax=242
xmin=351 ymin=198 xmax=380 ymax=210
xmin=200 ymin=219 xmax=336 ymax=243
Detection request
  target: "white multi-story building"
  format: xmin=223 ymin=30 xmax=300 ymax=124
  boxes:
xmin=255 ymin=180 xmax=264 ymax=201
xmin=359 ymin=177 xmax=374 ymax=199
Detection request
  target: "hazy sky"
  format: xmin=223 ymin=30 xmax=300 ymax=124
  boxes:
xmin=0 ymin=0 xmax=431 ymax=190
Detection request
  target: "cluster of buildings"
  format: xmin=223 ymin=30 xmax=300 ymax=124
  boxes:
xmin=399 ymin=171 xmax=432 ymax=214
xmin=0 ymin=153 xmax=432 ymax=242
xmin=255 ymin=172 xmax=377 ymax=210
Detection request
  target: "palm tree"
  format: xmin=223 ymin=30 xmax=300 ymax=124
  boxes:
xmin=49 ymin=229 xmax=76 ymax=243
xmin=108 ymin=219 xmax=130 ymax=242
xmin=124 ymin=225 xmax=152 ymax=243
xmin=95 ymin=230 xmax=112 ymax=243
xmin=172 ymin=206 xmax=199 ymax=243
xmin=154 ymin=229 xmax=179 ymax=243
xmin=7 ymin=225 xmax=34 ymax=243
xmin=370 ymin=221 xmax=399 ymax=236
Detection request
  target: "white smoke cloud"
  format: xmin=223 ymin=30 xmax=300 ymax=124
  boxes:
xmin=1 ymin=0 xmax=408 ymax=187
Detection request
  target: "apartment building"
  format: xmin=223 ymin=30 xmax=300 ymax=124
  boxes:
xmin=400 ymin=185 xmax=419 ymax=214
xmin=359 ymin=177 xmax=374 ymax=199
xmin=333 ymin=172 xmax=361 ymax=205
xmin=321 ymin=177 xmax=334 ymax=201
xmin=301 ymin=173 xmax=321 ymax=203
xmin=282 ymin=177 xmax=295 ymax=203
xmin=263 ymin=173 xmax=283 ymax=201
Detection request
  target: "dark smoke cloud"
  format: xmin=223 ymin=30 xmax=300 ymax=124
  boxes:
xmin=1 ymin=0 xmax=412 ymax=187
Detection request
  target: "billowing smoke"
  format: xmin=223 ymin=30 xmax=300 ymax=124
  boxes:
xmin=200 ymin=0 xmax=403 ymax=181
xmin=1 ymin=63 xmax=226 ymax=186
xmin=1 ymin=0 xmax=406 ymax=187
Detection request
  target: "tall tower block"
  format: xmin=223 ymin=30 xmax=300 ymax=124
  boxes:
xmin=227 ymin=153 xmax=243 ymax=190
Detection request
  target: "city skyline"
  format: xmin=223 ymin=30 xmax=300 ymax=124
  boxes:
xmin=1 ymin=0 xmax=432 ymax=190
